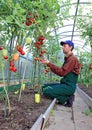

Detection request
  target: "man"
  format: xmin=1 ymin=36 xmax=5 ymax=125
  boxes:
xmin=40 ymin=40 xmax=81 ymax=107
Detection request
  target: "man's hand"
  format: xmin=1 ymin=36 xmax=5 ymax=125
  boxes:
xmin=40 ymin=58 xmax=49 ymax=65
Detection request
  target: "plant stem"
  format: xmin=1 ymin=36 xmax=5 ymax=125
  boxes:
xmin=2 ymin=64 xmax=11 ymax=114
xmin=18 ymin=29 xmax=35 ymax=101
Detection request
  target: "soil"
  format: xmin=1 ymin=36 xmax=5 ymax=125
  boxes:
xmin=0 ymin=83 xmax=91 ymax=130
xmin=0 ymin=88 xmax=52 ymax=130
xmin=78 ymin=83 xmax=92 ymax=98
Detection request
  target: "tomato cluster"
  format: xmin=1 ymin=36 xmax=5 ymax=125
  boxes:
xmin=9 ymin=45 xmax=25 ymax=73
xmin=0 ymin=46 xmax=17 ymax=72
xmin=34 ymin=36 xmax=45 ymax=60
xmin=35 ymin=36 xmax=45 ymax=49
xmin=0 ymin=46 xmax=8 ymax=60
xmin=38 ymin=36 xmax=45 ymax=41
xmin=25 ymin=13 xmax=35 ymax=26
xmin=16 ymin=45 xmax=25 ymax=55
xmin=39 ymin=49 xmax=46 ymax=57
xmin=43 ymin=67 xmax=50 ymax=74
xmin=9 ymin=60 xmax=17 ymax=72
xmin=34 ymin=57 xmax=41 ymax=61
xmin=33 ymin=36 xmax=50 ymax=74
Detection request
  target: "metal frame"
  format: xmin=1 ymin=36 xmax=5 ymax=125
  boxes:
xmin=49 ymin=1 xmax=92 ymax=50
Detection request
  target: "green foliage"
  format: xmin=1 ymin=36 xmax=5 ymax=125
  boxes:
xmin=83 ymin=108 xmax=92 ymax=116
xmin=0 ymin=0 xmax=73 ymax=99
xmin=0 ymin=0 xmax=71 ymax=51
xmin=50 ymin=109 xmax=54 ymax=116
xmin=78 ymin=51 xmax=92 ymax=85
xmin=76 ymin=4 xmax=92 ymax=48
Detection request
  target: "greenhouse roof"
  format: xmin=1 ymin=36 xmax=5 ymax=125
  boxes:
xmin=49 ymin=0 xmax=92 ymax=52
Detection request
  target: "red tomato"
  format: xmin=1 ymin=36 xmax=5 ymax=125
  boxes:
xmin=18 ymin=47 xmax=23 ymax=53
xmin=26 ymin=17 xmax=29 ymax=20
xmin=35 ymin=41 xmax=41 ymax=45
xmin=9 ymin=66 xmax=14 ymax=71
xmin=16 ymin=45 xmax=23 ymax=52
xmin=25 ymin=21 xmax=31 ymax=26
xmin=35 ymin=44 xmax=41 ymax=49
xmin=0 ymin=46 xmax=3 ymax=50
xmin=20 ymin=50 xmax=25 ymax=55
xmin=4 ymin=56 xmax=8 ymax=59
xmin=9 ymin=59 xmax=13 ymax=63
xmin=39 ymin=53 xmax=43 ymax=57
xmin=10 ymin=62 xmax=15 ymax=67
xmin=12 ymin=67 xmax=17 ymax=72
xmin=38 ymin=36 xmax=45 ymax=41
xmin=29 ymin=18 xmax=35 ymax=23
xmin=40 ymin=41 xmax=44 ymax=44
xmin=41 ymin=50 xmax=46 ymax=53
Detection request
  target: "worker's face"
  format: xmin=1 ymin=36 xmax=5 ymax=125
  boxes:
xmin=62 ymin=44 xmax=72 ymax=54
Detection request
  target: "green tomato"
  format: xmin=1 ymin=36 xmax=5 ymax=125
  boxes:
xmin=11 ymin=27 xmax=15 ymax=33
xmin=14 ymin=90 xmax=19 ymax=94
xmin=17 ymin=31 xmax=20 ymax=35
xmin=2 ymin=49 xmax=8 ymax=56
xmin=15 ymin=3 xmax=20 ymax=8
xmin=25 ymin=37 xmax=32 ymax=44
xmin=22 ymin=32 xmax=26 ymax=37
xmin=19 ymin=9 xmax=26 ymax=14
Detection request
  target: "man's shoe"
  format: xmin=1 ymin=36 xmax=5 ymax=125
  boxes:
xmin=64 ymin=95 xmax=75 ymax=107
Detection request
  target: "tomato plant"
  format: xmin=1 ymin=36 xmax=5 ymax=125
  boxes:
xmin=0 ymin=0 xmax=72 ymax=103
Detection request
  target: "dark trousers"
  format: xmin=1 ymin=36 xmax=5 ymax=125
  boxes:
xmin=42 ymin=82 xmax=76 ymax=104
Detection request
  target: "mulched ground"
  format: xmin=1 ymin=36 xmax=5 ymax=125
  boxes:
xmin=78 ymin=83 xmax=92 ymax=98
xmin=0 ymin=88 xmax=52 ymax=130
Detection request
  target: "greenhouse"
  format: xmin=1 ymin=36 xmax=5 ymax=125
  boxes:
xmin=0 ymin=0 xmax=92 ymax=130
